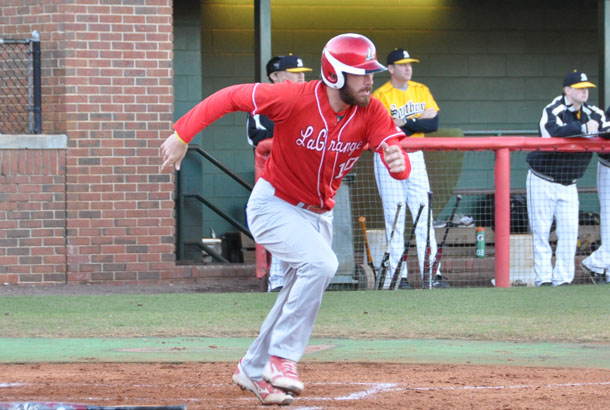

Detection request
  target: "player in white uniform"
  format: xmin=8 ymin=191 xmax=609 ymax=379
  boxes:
xmin=581 ymin=131 xmax=610 ymax=283
xmin=372 ymin=49 xmax=449 ymax=289
xmin=527 ymin=70 xmax=609 ymax=286
xmin=246 ymin=54 xmax=312 ymax=292
xmin=161 ymin=33 xmax=410 ymax=405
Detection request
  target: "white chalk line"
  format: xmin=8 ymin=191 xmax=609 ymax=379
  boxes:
xmin=292 ymin=380 xmax=610 ymax=404
xmin=399 ymin=380 xmax=610 ymax=392
xmin=3 ymin=380 xmax=610 ymax=409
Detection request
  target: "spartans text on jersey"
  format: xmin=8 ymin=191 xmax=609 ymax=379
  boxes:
xmin=389 ymin=101 xmax=426 ymax=119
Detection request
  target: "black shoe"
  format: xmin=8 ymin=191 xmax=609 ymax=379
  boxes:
xmin=432 ymin=275 xmax=450 ymax=289
xmin=398 ymin=278 xmax=411 ymax=289
xmin=270 ymin=286 xmax=283 ymax=292
xmin=538 ymin=282 xmax=552 ymax=287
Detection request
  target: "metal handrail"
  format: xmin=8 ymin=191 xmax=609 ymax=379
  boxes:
xmin=183 ymin=240 xmax=230 ymax=263
xmin=187 ymin=145 xmax=253 ymax=191
xmin=184 ymin=193 xmax=252 ymax=239
xmin=176 ymin=145 xmax=254 ymax=262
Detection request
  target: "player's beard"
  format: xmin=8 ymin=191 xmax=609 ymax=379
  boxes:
xmin=339 ymin=83 xmax=371 ymax=107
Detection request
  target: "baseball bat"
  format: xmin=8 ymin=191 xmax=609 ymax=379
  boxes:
xmin=390 ymin=202 xmax=425 ymax=290
xmin=376 ymin=202 xmax=402 ymax=290
xmin=358 ymin=216 xmax=378 ymax=282
xmin=422 ymin=191 xmax=433 ymax=289
xmin=429 ymin=195 xmax=462 ymax=282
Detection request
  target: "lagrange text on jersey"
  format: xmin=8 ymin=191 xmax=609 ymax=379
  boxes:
xmin=296 ymin=125 xmax=363 ymax=155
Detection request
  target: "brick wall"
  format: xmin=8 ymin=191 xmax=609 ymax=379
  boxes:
xmin=0 ymin=1 xmax=179 ymax=285
xmin=0 ymin=1 xmax=260 ymax=288
xmin=57 ymin=1 xmax=176 ymax=283
xmin=0 ymin=148 xmax=66 ymax=284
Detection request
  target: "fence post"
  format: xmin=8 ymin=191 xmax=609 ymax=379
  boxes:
xmin=31 ymin=30 xmax=42 ymax=134
xmin=494 ymin=148 xmax=511 ymax=287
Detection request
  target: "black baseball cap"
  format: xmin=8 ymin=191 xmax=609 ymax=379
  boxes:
xmin=563 ymin=70 xmax=596 ymax=89
xmin=266 ymin=54 xmax=312 ymax=77
xmin=386 ymin=48 xmax=419 ymax=65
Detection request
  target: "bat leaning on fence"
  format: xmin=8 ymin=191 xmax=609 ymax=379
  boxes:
xmin=390 ymin=203 xmax=425 ymax=290
xmin=429 ymin=194 xmax=463 ymax=284
xmin=376 ymin=202 xmax=402 ymax=290
xmin=358 ymin=216 xmax=378 ymax=289
xmin=422 ymin=191 xmax=433 ymax=289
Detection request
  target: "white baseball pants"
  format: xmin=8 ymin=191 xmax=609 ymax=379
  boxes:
xmin=374 ymin=150 xmax=439 ymax=289
xmin=582 ymin=162 xmax=610 ymax=278
xmin=526 ymin=170 xmax=579 ymax=286
xmin=241 ymin=178 xmax=338 ymax=380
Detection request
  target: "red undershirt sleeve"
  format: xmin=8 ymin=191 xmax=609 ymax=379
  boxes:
xmin=173 ymin=84 xmax=257 ymax=143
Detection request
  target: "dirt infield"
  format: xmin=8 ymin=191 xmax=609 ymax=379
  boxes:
xmin=2 ymin=362 xmax=609 ymax=409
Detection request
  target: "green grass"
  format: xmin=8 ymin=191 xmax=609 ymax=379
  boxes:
xmin=1 ymin=286 xmax=608 ymax=342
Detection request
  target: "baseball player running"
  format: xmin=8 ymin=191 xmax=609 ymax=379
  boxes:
xmin=161 ymin=33 xmax=410 ymax=405
xmin=527 ymin=70 xmax=609 ymax=286
xmin=581 ymin=106 xmax=610 ymax=283
xmin=372 ymin=48 xmax=449 ymax=290
xmin=246 ymin=54 xmax=312 ymax=292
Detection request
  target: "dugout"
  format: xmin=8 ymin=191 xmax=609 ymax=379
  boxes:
xmin=3 ymin=0 xmax=610 ymax=288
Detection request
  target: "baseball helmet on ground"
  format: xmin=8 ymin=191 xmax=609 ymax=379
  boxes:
xmin=320 ymin=33 xmax=386 ymax=89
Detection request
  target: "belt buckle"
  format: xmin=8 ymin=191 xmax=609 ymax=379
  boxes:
xmin=306 ymin=204 xmax=325 ymax=214
xmin=298 ymin=203 xmax=326 ymax=214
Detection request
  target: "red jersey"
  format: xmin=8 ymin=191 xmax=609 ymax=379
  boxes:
xmin=173 ymin=80 xmax=410 ymax=210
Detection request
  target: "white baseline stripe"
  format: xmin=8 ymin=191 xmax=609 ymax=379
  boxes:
xmin=335 ymin=383 xmax=398 ymax=400
xmin=298 ymin=380 xmax=610 ymax=401
xmin=404 ymin=381 xmax=610 ymax=392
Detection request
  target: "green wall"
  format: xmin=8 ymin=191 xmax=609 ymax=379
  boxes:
xmin=174 ymin=1 xmax=205 ymax=260
xmin=176 ymin=0 xmax=601 ymax=243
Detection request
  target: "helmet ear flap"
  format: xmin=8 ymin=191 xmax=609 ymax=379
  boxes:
xmin=321 ymin=48 xmax=345 ymax=89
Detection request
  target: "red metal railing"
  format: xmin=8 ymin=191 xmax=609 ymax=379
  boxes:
xmin=254 ymin=136 xmax=610 ymax=287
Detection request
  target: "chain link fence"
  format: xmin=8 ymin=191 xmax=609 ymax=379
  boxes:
xmin=0 ymin=30 xmax=41 ymax=134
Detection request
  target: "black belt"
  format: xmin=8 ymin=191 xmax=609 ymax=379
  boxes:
xmin=529 ymin=169 xmax=576 ymax=186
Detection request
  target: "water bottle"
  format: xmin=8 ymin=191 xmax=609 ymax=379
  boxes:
xmin=475 ymin=227 xmax=485 ymax=258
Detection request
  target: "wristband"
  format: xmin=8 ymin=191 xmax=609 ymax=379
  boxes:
xmin=174 ymin=131 xmax=188 ymax=145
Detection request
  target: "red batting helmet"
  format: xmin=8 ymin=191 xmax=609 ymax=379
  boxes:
xmin=320 ymin=33 xmax=386 ymax=89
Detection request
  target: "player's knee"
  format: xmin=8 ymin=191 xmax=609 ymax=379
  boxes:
xmin=306 ymin=253 xmax=338 ymax=280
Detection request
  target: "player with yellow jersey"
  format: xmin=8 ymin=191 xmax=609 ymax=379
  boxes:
xmin=372 ymin=48 xmax=448 ymax=289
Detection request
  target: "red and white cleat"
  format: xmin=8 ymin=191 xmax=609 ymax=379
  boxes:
xmin=263 ymin=356 xmax=304 ymax=395
xmin=233 ymin=359 xmax=293 ymax=406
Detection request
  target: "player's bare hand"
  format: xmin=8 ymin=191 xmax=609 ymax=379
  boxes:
xmin=381 ymin=142 xmax=405 ymax=173
xmin=419 ymin=108 xmax=438 ymax=119
xmin=160 ymin=132 xmax=188 ymax=172
xmin=586 ymin=120 xmax=599 ymax=134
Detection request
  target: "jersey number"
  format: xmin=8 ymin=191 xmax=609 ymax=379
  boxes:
xmin=336 ymin=157 xmax=359 ymax=179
